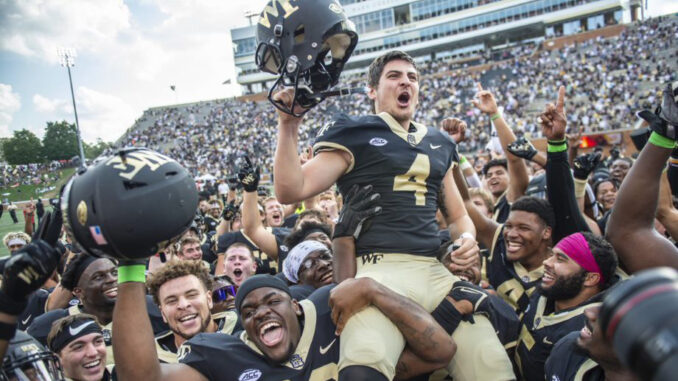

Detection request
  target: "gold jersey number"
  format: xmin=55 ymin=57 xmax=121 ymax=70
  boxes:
xmin=393 ymin=154 xmax=430 ymax=206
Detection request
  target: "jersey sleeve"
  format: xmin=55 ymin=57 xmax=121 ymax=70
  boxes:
xmin=177 ymin=334 xmax=218 ymax=380
xmin=312 ymin=114 xmax=357 ymax=173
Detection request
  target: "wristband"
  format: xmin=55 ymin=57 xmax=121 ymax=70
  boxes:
xmin=547 ymin=139 xmax=567 ymax=153
xmin=460 ymin=232 xmax=475 ymax=242
xmin=431 ymin=298 xmax=464 ymax=335
xmin=118 ymin=265 xmax=146 ymax=284
xmin=574 ymin=178 xmax=588 ymax=198
xmin=490 ymin=113 xmax=501 ymax=121
xmin=459 ymin=155 xmax=468 ymax=165
xmin=0 ymin=321 xmax=17 ymax=341
xmin=648 ymin=132 xmax=677 ymax=150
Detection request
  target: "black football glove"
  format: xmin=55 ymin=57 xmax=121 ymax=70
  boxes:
xmin=573 ymin=151 xmax=602 ymax=180
xmin=448 ymin=280 xmax=491 ymax=323
xmin=0 ymin=240 xmax=60 ymax=315
xmin=221 ymin=200 xmax=238 ymax=221
xmin=226 ymin=175 xmax=242 ymax=190
xmin=660 ymin=81 xmax=678 ymax=129
xmin=609 ymin=147 xmax=621 ymax=161
xmin=507 ymin=137 xmax=538 ymax=161
xmin=333 ymin=184 xmax=382 ymax=240
xmin=238 ymin=156 xmax=260 ymax=193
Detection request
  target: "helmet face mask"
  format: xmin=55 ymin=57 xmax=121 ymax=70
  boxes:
xmin=2 ymin=331 xmax=64 ymax=381
xmin=255 ymin=0 xmax=358 ymax=116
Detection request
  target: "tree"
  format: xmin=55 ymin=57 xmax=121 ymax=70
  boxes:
xmin=42 ymin=121 xmax=80 ymax=161
xmin=84 ymin=139 xmax=113 ymax=159
xmin=2 ymin=129 xmax=44 ymax=165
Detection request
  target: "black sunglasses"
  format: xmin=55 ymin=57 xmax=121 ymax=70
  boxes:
xmin=212 ymin=285 xmax=238 ymax=302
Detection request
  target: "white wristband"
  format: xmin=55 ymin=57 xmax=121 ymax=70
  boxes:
xmin=460 ymin=232 xmax=475 ymax=242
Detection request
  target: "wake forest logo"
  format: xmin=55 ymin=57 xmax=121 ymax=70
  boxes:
xmin=259 ymin=0 xmax=299 ymax=29
xmin=361 ymin=253 xmax=384 ymax=265
xmin=106 ymin=150 xmax=172 ymax=181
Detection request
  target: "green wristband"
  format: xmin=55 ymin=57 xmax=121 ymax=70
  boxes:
xmin=490 ymin=113 xmax=501 ymax=121
xmin=548 ymin=140 xmax=568 ymax=152
xmin=648 ymin=132 xmax=677 ymax=149
xmin=118 ymin=265 xmax=146 ymax=284
xmin=459 ymin=155 xmax=468 ymax=165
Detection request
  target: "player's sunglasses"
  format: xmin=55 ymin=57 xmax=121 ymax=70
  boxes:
xmin=212 ymin=285 xmax=238 ymax=302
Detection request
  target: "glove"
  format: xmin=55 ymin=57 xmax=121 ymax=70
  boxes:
xmin=333 ymin=184 xmax=382 ymax=240
xmin=448 ymin=280 xmax=491 ymax=323
xmin=0 ymin=240 xmax=60 ymax=315
xmin=238 ymin=156 xmax=260 ymax=193
xmin=226 ymin=175 xmax=242 ymax=190
xmin=572 ymin=152 xmax=602 ymax=180
xmin=507 ymin=137 xmax=538 ymax=161
xmin=221 ymin=200 xmax=238 ymax=221
xmin=659 ymin=81 xmax=678 ymax=130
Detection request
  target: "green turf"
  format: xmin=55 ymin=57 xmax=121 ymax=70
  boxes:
xmin=0 ymin=168 xmax=75 ymax=203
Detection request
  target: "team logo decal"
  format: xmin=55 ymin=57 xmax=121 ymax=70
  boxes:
xmin=290 ymin=353 xmax=304 ymax=368
xmin=238 ymin=369 xmax=262 ymax=381
xmin=369 ymin=137 xmax=387 ymax=147
xmin=76 ymin=200 xmax=87 ymax=226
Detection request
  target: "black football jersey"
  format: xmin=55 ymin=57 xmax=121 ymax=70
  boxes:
xmin=492 ymin=192 xmax=511 ymax=224
xmin=204 ymin=216 xmax=219 ymax=233
xmin=313 ymin=113 xmax=458 ymax=257
xmin=179 ymin=286 xmax=339 ymax=380
xmin=16 ymin=288 xmax=50 ymax=330
xmin=156 ymin=310 xmax=239 ymax=363
xmin=483 ymin=226 xmax=543 ymax=316
xmin=544 ymin=331 xmax=605 ymax=381
xmin=515 ymin=292 xmax=601 ymax=381
xmin=216 ymin=228 xmax=289 ymax=275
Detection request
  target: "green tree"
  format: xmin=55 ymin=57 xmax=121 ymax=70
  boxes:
xmin=0 ymin=137 xmax=9 ymax=162
xmin=2 ymin=129 xmax=44 ymax=164
xmin=42 ymin=121 xmax=80 ymax=161
xmin=84 ymin=139 xmax=113 ymax=159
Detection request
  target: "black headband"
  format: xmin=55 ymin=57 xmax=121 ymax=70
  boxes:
xmin=302 ymin=228 xmax=328 ymax=240
xmin=235 ymin=274 xmax=292 ymax=313
xmin=71 ymin=255 xmax=98 ymax=289
xmin=49 ymin=318 xmax=103 ymax=353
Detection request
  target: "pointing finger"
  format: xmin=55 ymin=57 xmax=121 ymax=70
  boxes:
xmin=556 ymin=86 xmax=565 ymax=112
xmin=476 ymin=82 xmax=483 ymax=92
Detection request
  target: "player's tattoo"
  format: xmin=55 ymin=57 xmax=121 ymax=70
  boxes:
xmin=438 ymin=183 xmax=449 ymax=218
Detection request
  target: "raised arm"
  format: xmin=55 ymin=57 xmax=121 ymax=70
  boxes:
xmin=606 ymin=85 xmax=678 ymax=271
xmin=239 ymin=157 xmax=279 ymax=260
xmin=472 ymin=83 xmax=529 ymax=202
xmin=451 ymin=165 xmax=500 ymax=249
xmin=272 ymin=89 xmax=349 ymax=203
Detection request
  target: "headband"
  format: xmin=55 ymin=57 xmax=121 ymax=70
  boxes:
xmin=283 ymin=240 xmax=328 ymax=284
xmin=49 ymin=318 xmax=103 ymax=353
xmin=64 ymin=255 xmax=99 ymax=290
xmin=235 ymin=274 xmax=292 ymax=313
xmin=7 ymin=238 xmax=27 ymax=247
xmin=555 ymin=233 xmax=604 ymax=284
xmin=301 ymin=228 xmax=328 ymax=240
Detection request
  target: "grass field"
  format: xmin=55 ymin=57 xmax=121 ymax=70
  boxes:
xmin=0 ymin=168 xmax=75 ymax=203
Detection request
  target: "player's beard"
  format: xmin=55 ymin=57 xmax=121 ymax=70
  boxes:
xmin=176 ymin=312 xmax=212 ymax=340
xmin=539 ymin=269 xmax=587 ymax=301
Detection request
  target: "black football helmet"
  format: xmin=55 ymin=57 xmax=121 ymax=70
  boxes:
xmin=255 ymin=0 xmax=358 ymax=116
xmin=60 ymin=147 xmax=199 ymax=260
xmin=1 ymin=331 xmax=64 ymax=381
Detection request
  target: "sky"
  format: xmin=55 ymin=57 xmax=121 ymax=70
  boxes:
xmin=0 ymin=0 xmax=676 ymax=144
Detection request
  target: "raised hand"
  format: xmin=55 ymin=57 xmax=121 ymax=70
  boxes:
xmin=659 ymin=81 xmax=678 ymax=129
xmin=573 ymin=152 xmax=602 ymax=180
xmin=540 ymin=85 xmax=567 ymax=141
xmin=221 ymin=200 xmax=239 ymax=221
xmin=506 ymin=137 xmax=538 ymax=160
xmin=333 ymin=184 xmax=382 ymax=240
xmin=237 ymin=156 xmax=260 ymax=193
xmin=471 ymin=83 xmax=499 ymax=115
xmin=226 ymin=175 xmax=241 ymax=191
xmin=271 ymin=87 xmax=309 ymax=122
xmin=441 ymin=118 xmax=468 ymax=143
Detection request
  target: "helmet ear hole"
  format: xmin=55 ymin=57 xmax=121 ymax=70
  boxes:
xmin=122 ymin=180 xmax=148 ymax=190
xmin=294 ymin=24 xmax=305 ymax=44
xmin=323 ymin=33 xmax=352 ymax=60
xmin=165 ymin=171 xmax=178 ymax=177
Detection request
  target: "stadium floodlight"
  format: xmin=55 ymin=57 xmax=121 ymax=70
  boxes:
xmin=57 ymin=48 xmax=86 ymax=170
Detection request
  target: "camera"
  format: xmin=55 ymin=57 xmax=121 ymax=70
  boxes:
xmin=599 ymin=267 xmax=678 ymax=381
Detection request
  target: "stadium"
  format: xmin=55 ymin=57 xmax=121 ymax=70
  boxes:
xmin=1 ymin=1 xmax=678 ymax=381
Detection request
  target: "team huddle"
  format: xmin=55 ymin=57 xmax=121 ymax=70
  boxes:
xmin=1 ymin=1 xmax=678 ymax=381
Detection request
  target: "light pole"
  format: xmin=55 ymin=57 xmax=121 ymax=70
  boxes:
xmin=57 ymin=48 xmax=86 ymax=169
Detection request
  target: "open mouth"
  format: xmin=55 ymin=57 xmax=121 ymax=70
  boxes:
xmin=83 ymin=359 xmax=102 ymax=370
xmin=258 ymin=321 xmax=284 ymax=347
xmin=319 ymin=270 xmax=333 ymax=284
xmin=103 ymin=287 xmax=118 ymax=298
xmin=397 ymin=92 xmax=410 ymax=107
xmin=271 ymin=212 xmax=282 ymax=225
xmin=178 ymin=314 xmax=199 ymax=327
xmin=233 ymin=268 xmax=243 ymax=278
xmin=506 ymin=240 xmax=522 ymax=254
xmin=542 ymin=270 xmax=555 ymax=286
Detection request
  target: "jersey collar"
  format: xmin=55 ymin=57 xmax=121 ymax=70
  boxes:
xmin=377 ymin=112 xmax=426 ymax=146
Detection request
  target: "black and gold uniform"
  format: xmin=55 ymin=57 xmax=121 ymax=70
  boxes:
xmin=515 ymin=292 xmax=602 ymax=381
xmin=493 ymin=192 xmax=511 ymax=224
xmin=483 ymin=226 xmax=543 ymax=316
xmin=313 ymin=113 xmax=515 ymax=381
xmin=544 ymin=331 xmax=604 ymax=381
xmin=313 ymin=112 xmax=458 ymax=257
xmin=178 ymin=286 xmax=339 ymax=380
xmin=155 ymin=310 xmax=240 ymax=363
xmin=216 ymin=228 xmax=289 ymax=274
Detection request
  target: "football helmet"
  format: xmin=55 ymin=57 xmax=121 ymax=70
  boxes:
xmin=1 ymin=331 xmax=64 ymax=381
xmin=255 ymin=0 xmax=358 ymax=116
xmin=60 ymin=147 xmax=199 ymax=260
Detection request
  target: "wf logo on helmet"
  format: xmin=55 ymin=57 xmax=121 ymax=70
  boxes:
xmin=106 ymin=150 xmax=173 ymax=180
xmin=258 ymin=0 xmax=299 ymax=29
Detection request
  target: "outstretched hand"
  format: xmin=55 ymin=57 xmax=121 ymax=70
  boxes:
xmin=471 ymin=83 xmax=499 ymax=115
xmin=441 ymin=118 xmax=468 ymax=143
xmin=507 ymin=137 xmax=538 ymax=161
xmin=238 ymin=156 xmax=260 ymax=193
xmin=333 ymin=184 xmax=382 ymax=240
xmin=573 ymin=152 xmax=602 ymax=180
xmin=540 ymin=86 xmax=567 ymax=141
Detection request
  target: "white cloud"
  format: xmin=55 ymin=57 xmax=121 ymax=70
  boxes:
xmin=74 ymin=87 xmax=136 ymax=142
xmin=0 ymin=84 xmax=21 ymax=137
xmin=647 ymin=0 xmax=678 ymax=17
xmin=32 ymin=94 xmax=68 ymax=113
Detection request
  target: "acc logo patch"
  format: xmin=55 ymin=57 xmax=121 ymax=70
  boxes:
xmin=76 ymin=201 xmax=87 ymax=226
xmin=238 ymin=369 xmax=262 ymax=381
xmin=369 ymin=137 xmax=388 ymax=147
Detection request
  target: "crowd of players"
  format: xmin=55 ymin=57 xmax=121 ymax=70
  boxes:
xmin=1 ymin=13 xmax=678 ymax=381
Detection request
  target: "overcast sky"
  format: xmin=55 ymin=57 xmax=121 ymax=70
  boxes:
xmin=0 ymin=0 xmax=676 ymax=144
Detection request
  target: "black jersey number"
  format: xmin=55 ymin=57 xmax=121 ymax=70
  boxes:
xmin=393 ymin=154 xmax=430 ymax=206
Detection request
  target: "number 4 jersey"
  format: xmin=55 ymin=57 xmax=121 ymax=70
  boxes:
xmin=313 ymin=112 xmax=459 ymax=257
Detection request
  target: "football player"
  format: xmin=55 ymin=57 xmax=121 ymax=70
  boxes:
xmin=273 ymin=49 xmax=513 ymax=381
